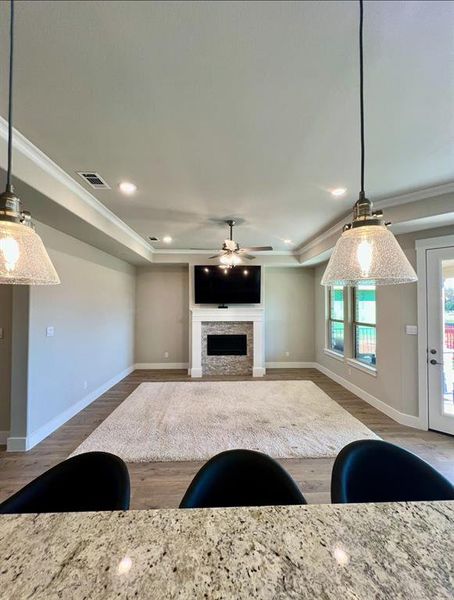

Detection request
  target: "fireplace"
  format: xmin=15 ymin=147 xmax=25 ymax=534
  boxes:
xmin=190 ymin=308 xmax=265 ymax=377
xmin=207 ymin=334 xmax=247 ymax=356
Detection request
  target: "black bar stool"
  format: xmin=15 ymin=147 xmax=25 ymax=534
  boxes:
xmin=331 ymin=440 xmax=454 ymax=503
xmin=0 ymin=451 xmax=131 ymax=514
xmin=180 ymin=449 xmax=307 ymax=508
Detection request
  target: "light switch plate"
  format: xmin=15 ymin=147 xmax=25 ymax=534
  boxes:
xmin=46 ymin=326 xmax=55 ymax=337
xmin=0 ymin=327 xmax=3 ymax=340
xmin=405 ymin=325 xmax=418 ymax=335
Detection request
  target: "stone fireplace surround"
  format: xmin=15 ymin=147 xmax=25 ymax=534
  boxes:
xmin=190 ymin=307 xmax=265 ymax=377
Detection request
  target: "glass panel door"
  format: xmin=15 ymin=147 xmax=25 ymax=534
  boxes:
xmin=427 ymin=247 xmax=454 ymax=435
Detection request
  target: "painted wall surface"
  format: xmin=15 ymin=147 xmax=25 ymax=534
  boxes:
xmin=315 ymin=225 xmax=454 ymax=418
xmin=0 ymin=286 xmax=12 ymax=433
xmin=26 ymin=223 xmax=136 ymax=436
xmin=135 ymin=265 xmax=190 ymax=365
xmin=265 ymin=267 xmax=315 ymax=363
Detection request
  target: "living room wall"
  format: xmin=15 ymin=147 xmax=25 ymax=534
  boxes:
xmin=265 ymin=267 xmax=315 ymax=365
xmin=135 ymin=265 xmax=190 ymax=367
xmin=134 ymin=264 xmax=315 ymax=368
xmin=314 ymin=224 xmax=454 ymax=423
xmin=0 ymin=286 xmax=12 ymax=439
xmin=8 ymin=222 xmax=136 ymax=450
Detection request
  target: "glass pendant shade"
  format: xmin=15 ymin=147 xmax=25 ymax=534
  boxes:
xmin=0 ymin=221 xmax=60 ymax=284
xmin=321 ymin=225 xmax=417 ymax=286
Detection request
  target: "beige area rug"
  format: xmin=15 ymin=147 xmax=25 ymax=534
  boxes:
xmin=71 ymin=381 xmax=379 ymax=462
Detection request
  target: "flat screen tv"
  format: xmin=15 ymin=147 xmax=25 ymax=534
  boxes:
xmin=194 ymin=265 xmax=261 ymax=304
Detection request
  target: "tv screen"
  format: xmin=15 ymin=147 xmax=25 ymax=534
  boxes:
xmin=194 ymin=265 xmax=261 ymax=304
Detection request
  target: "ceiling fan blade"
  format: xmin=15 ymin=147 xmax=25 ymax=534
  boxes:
xmin=241 ymin=254 xmax=256 ymax=260
xmin=209 ymin=252 xmax=227 ymax=259
xmin=240 ymin=246 xmax=273 ymax=252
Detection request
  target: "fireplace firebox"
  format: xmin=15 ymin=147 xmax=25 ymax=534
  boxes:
xmin=207 ymin=334 xmax=247 ymax=356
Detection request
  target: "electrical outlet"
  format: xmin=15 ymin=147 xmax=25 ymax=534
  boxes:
xmin=164 ymin=351 xmax=169 ymax=359
xmin=46 ymin=326 xmax=55 ymax=337
xmin=0 ymin=327 xmax=4 ymax=340
xmin=285 ymin=351 xmax=290 ymax=357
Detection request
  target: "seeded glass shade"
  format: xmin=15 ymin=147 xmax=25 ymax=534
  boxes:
xmin=0 ymin=221 xmax=60 ymax=285
xmin=321 ymin=225 xmax=417 ymax=286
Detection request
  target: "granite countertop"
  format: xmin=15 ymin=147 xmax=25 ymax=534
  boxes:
xmin=0 ymin=501 xmax=452 ymax=599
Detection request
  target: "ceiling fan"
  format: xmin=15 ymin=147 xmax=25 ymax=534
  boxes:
xmin=193 ymin=220 xmax=273 ymax=266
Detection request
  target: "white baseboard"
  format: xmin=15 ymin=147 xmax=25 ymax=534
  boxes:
xmin=0 ymin=430 xmax=9 ymax=446
xmin=253 ymin=367 xmax=266 ymax=377
xmin=315 ymin=363 xmax=425 ymax=430
xmin=7 ymin=365 xmax=135 ymax=452
xmin=190 ymin=367 xmax=202 ymax=377
xmin=266 ymin=361 xmax=318 ymax=369
xmin=135 ymin=362 xmax=189 ymax=370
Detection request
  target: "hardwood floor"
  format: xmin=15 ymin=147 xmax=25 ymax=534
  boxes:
xmin=1 ymin=368 xmax=453 ymax=508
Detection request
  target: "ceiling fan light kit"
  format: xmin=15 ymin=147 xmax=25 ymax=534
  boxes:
xmin=208 ymin=220 xmax=273 ymax=268
xmin=321 ymin=0 xmax=417 ymax=287
xmin=0 ymin=0 xmax=59 ymax=285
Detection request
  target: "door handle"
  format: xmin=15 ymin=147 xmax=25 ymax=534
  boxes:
xmin=430 ymin=359 xmax=443 ymax=366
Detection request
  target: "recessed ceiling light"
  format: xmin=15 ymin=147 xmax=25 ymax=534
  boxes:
xmin=119 ymin=181 xmax=137 ymax=195
xmin=162 ymin=235 xmax=172 ymax=244
xmin=331 ymin=187 xmax=347 ymax=197
xmin=284 ymin=239 xmax=293 ymax=245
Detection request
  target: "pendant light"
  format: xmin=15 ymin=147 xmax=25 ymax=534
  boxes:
xmin=321 ymin=0 xmax=417 ymax=287
xmin=0 ymin=0 xmax=59 ymax=285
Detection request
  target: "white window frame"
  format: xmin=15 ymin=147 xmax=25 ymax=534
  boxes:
xmin=352 ymin=285 xmax=377 ymax=370
xmin=325 ymin=286 xmax=345 ymax=359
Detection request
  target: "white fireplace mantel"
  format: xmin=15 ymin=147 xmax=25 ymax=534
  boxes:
xmin=190 ymin=307 xmax=265 ymax=377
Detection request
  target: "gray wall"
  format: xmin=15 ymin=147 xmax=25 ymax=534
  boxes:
xmin=265 ymin=267 xmax=315 ymax=363
xmin=0 ymin=286 xmax=12 ymax=433
xmin=135 ymin=265 xmax=315 ymax=366
xmin=25 ymin=223 xmax=136 ymax=437
xmin=135 ymin=265 xmax=189 ymax=365
xmin=315 ymin=225 xmax=454 ymax=418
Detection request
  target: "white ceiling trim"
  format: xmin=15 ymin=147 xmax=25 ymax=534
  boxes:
xmin=296 ymin=182 xmax=454 ymax=258
xmin=0 ymin=116 xmax=154 ymax=255
xmin=154 ymin=248 xmax=296 ymax=256
xmin=374 ymin=182 xmax=454 ymax=209
xmin=2 ymin=116 xmax=453 ymax=262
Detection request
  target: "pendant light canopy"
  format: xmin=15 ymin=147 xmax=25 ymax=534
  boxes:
xmin=0 ymin=0 xmax=59 ymax=285
xmin=321 ymin=0 xmax=417 ymax=287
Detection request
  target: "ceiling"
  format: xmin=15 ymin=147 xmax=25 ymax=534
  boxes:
xmin=0 ymin=0 xmax=453 ymax=251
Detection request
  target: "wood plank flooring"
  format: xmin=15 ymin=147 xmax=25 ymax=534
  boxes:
xmin=1 ymin=369 xmax=453 ymax=508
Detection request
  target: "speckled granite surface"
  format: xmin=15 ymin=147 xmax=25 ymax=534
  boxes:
xmin=0 ymin=502 xmax=452 ymax=599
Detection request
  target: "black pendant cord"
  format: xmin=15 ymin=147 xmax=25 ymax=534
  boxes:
xmin=6 ymin=0 xmax=14 ymax=191
xmin=359 ymin=0 xmax=365 ymax=198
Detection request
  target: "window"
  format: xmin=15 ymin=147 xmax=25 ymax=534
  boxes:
xmin=353 ymin=285 xmax=376 ymax=366
xmin=327 ymin=285 xmax=345 ymax=354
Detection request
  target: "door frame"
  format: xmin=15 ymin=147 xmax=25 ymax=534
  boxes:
xmin=416 ymin=234 xmax=454 ymax=431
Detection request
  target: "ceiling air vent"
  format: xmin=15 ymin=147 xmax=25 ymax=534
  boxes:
xmin=77 ymin=171 xmax=110 ymax=189
xmin=149 ymin=236 xmax=159 ymax=242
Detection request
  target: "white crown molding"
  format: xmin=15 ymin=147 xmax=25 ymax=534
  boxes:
xmin=296 ymin=181 xmax=454 ymax=258
xmin=374 ymin=181 xmax=454 ymax=209
xmin=0 ymin=117 xmax=154 ymax=254
xmin=151 ymin=248 xmax=297 ymax=256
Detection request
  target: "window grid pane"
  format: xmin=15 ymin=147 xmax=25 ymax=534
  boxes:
xmin=354 ymin=285 xmax=376 ymax=325
xmin=354 ymin=325 xmax=376 ymax=366
xmin=330 ymin=286 xmax=344 ymax=321
xmin=329 ymin=321 xmax=344 ymax=354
